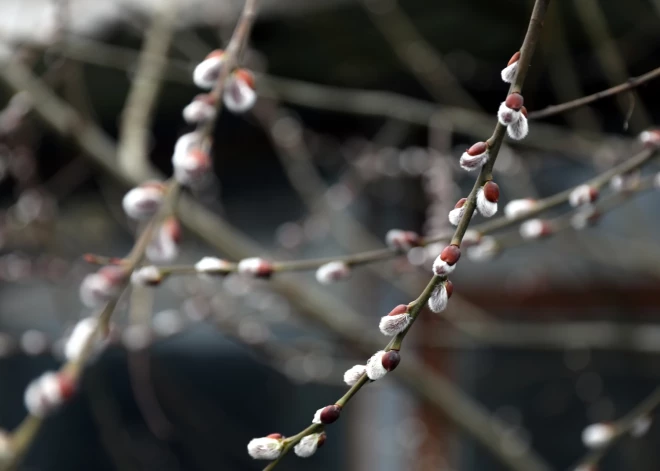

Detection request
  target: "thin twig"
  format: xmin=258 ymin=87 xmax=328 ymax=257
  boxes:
xmin=529 ymin=65 xmax=660 ymax=120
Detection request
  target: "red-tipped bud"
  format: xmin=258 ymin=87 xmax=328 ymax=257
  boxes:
xmin=639 ymin=129 xmax=660 ymax=147
xmin=387 ymin=304 xmax=408 ymax=316
xmin=467 ymin=142 xmax=488 ymax=156
xmin=318 ymin=405 xmax=341 ymax=424
xmin=385 ymin=229 xmax=421 ymax=251
xmin=381 ymin=350 xmax=400 ymax=371
xmin=146 ymin=217 xmax=182 ymax=263
xmin=508 ymin=51 xmax=521 ymax=66
xmin=224 ymin=69 xmax=257 ymax=113
xmin=194 ymin=50 xmax=225 ymax=89
xmin=520 ymin=106 xmax=528 ymax=118
xmin=266 ymin=433 xmax=284 ymax=439
xmin=483 ymin=181 xmax=499 ymax=202
xmin=317 ymin=433 xmax=327 ymax=448
xmin=455 ymin=198 xmax=467 ymax=208
xmin=505 ymin=93 xmax=524 ymax=111
xmin=445 ymin=280 xmax=453 ymax=298
xmin=569 ymin=185 xmax=599 ymax=208
xmin=237 ymin=257 xmax=274 ymax=278
xmin=183 ymin=93 xmax=218 ymax=124
xmin=173 ymin=148 xmax=212 ymax=187
xmin=440 ymin=245 xmax=461 ymax=265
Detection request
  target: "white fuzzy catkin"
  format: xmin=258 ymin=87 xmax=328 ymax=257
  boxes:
xmin=366 ymin=350 xmax=388 ymax=380
xmin=448 ymin=206 xmax=464 ymax=226
xmin=193 ymin=54 xmax=224 ymax=89
xmin=194 ymin=256 xmax=231 ymax=274
xmin=569 ymin=185 xmax=596 ymax=207
xmin=224 ymin=76 xmax=257 ymax=113
xmin=294 ymin=433 xmax=323 ymax=458
xmin=497 ymin=102 xmax=522 ymax=126
xmin=247 ymin=437 xmax=283 ymax=460
xmin=343 ymin=364 xmax=367 ymax=386
xmin=64 ymin=317 xmax=99 ymax=361
xmin=131 ymin=266 xmax=162 ymax=286
xmin=500 ymin=61 xmax=518 ymax=83
xmin=631 ymin=415 xmax=652 ymax=438
xmin=467 ymin=236 xmax=499 ymax=262
xmin=581 ymin=423 xmax=614 ymax=449
xmin=459 ymin=149 xmax=489 ymax=171
xmin=504 ymin=199 xmax=536 ymax=219
xmin=182 ymin=99 xmax=216 ymax=124
xmin=519 ymin=219 xmax=547 ymax=240
xmin=506 ymin=114 xmax=529 ymax=140
xmin=79 ymin=273 xmax=119 ymax=308
xmin=476 ymin=187 xmax=498 ymax=217
xmin=378 ymin=313 xmax=411 ymax=336
xmin=432 ymin=255 xmax=456 ymax=277
xmin=122 ymin=185 xmax=164 ymax=220
xmin=315 ymin=261 xmax=351 ymax=284
xmin=428 ymin=284 xmax=448 ymax=313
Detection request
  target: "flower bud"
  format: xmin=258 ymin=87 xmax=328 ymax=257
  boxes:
xmin=507 ymin=113 xmax=529 ymax=140
xmin=173 ymin=148 xmax=212 ymax=187
xmin=477 ymin=182 xmax=499 ymax=217
xmin=504 ymin=199 xmax=537 ymax=219
xmin=610 ymin=171 xmax=640 ymax=193
xmin=428 ymin=282 xmax=449 ymax=313
xmin=432 ymin=245 xmax=460 ymax=276
xmin=378 ymin=304 xmax=411 ymax=336
xmin=343 ymin=364 xmax=367 ymax=386
xmin=294 ymin=432 xmax=326 ymax=458
xmin=193 ymin=49 xmax=225 ymax=89
xmin=448 ymin=198 xmax=467 ymax=226
xmin=466 ymin=236 xmax=499 ymax=262
xmin=631 ymin=415 xmax=652 ymax=438
xmin=182 ymin=93 xmax=217 ymax=124
xmin=385 ymin=229 xmax=421 ymax=251
xmin=247 ymin=436 xmax=283 ymax=460
xmin=519 ymin=219 xmax=552 ymax=240
xmin=366 ymin=350 xmax=388 ymax=380
xmin=224 ymin=69 xmax=257 ymax=113
xmin=639 ymin=129 xmax=660 ymax=147
xmin=146 ymin=217 xmax=182 ymax=263
xmin=581 ymin=423 xmax=615 ymax=449
xmin=501 ymin=51 xmax=520 ymax=83
xmin=381 ymin=350 xmax=400 ymax=371
xmin=24 ymin=371 xmax=76 ymax=417
xmin=131 ymin=265 xmax=163 ymax=286
xmin=194 ymin=257 xmax=233 ymax=275
xmin=460 ymin=142 xmax=489 ymax=171
xmin=570 ymin=206 xmax=600 ymax=231
xmin=79 ymin=266 xmax=126 ymax=308
xmin=315 ymin=261 xmax=351 ymax=284
xmin=64 ymin=317 xmax=103 ymax=361
xmin=122 ymin=181 xmax=167 ymax=220
xmin=313 ymin=405 xmax=341 ymax=424
xmin=237 ymin=257 xmax=274 ymax=278
xmin=569 ymin=185 xmax=599 ymax=207
xmin=498 ymin=94 xmax=524 ymax=126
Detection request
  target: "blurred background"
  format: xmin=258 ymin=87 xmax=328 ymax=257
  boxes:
xmin=0 ymin=0 xmax=659 ymax=470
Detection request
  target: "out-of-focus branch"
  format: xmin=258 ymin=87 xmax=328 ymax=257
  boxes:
xmin=529 ymin=65 xmax=660 ymax=120
xmin=0 ymin=47 xmax=551 ymax=471
xmin=360 ymin=0 xmax=480 ymax=108
xmin=571 ymin=387 xmax=660 ymax=470
xmin=571 ymin=0 xmax=652 ymax=132
xmin=117 ymin=2 xmax=177 ymax=175
xmin=7 ymin=35 xmax=631 ymax=157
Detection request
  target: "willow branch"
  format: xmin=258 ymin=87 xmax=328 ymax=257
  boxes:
xmin=570 ymin=387 xmax=660 ymax=470
xmin=262 ymin=2 xmax=552 ymax=471
xmin=529 ymin=65 xmax=660 ymax=120
xmin=117 ymin=1 xmax=177 ymax=176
